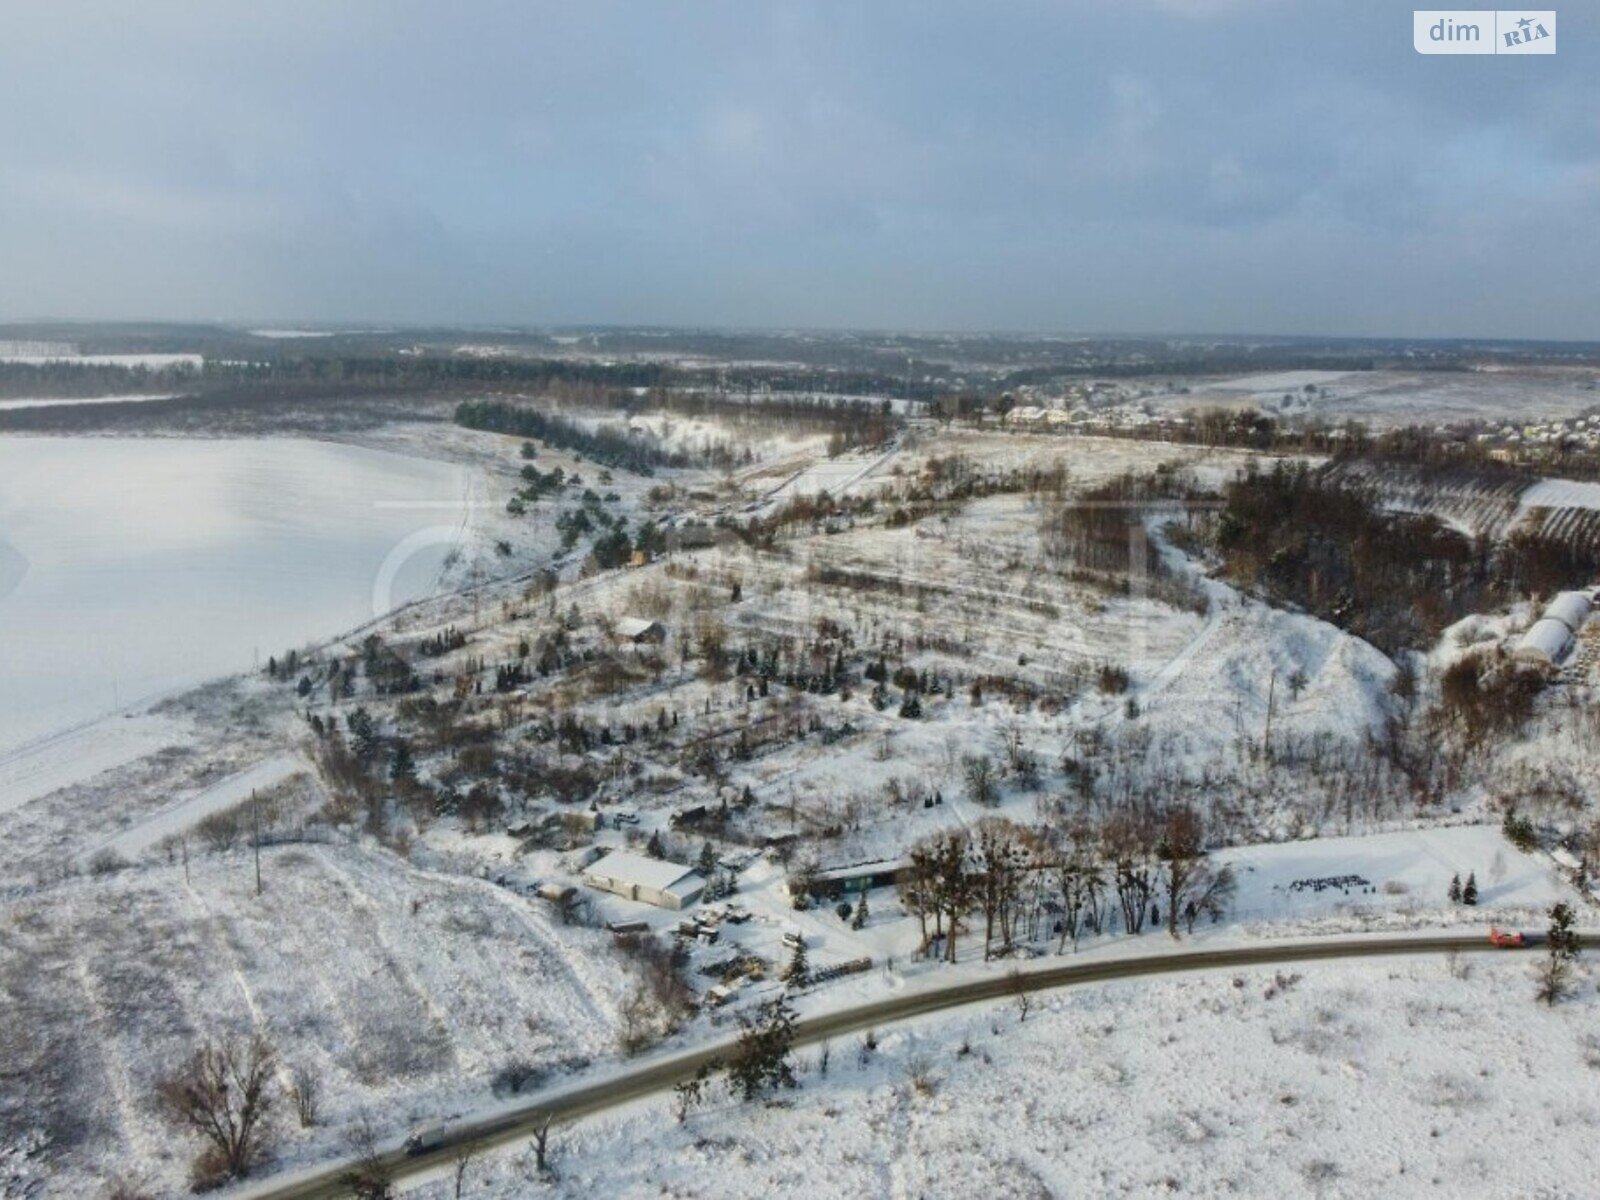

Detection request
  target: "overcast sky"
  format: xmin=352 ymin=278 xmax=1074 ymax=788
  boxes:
xmin=1 ymin=2 xmax=1595 ymax=338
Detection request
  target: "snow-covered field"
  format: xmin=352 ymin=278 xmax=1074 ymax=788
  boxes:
xmin=0 ymin=352 xmax=202 ymax=369
xmin=412 ymin=952 xmax=1600 ymax=1200
xmin=0 ymin=841 xmax=630 ymax=1197
xmin=1520 ymin=477 xmax=1600 ymax=514
xmin=1150 ymin=367 xmax=1600 ymax=427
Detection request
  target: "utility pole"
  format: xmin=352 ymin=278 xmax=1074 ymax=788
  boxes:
xmin=181 ymin=834 xmax=190 ymax=886
xmin=1263 ymin=668 xmax=1277 ymax=752
xmin=251 ymin=788 xmax=262 ymax=896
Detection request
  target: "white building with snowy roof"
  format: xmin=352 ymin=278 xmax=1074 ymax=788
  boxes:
xmin=1516 ymin=617 xmax=1577 ymax=667
xmin=582 ymin=850 xmax=704 ymax=910
xmin=1514 ymin=589 xmax=1595 ymax=667
xmin=1544 ymin=591 xmax=1592 ymax=634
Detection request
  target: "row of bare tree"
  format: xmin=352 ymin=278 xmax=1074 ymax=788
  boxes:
xmin=897 ymin=805 xmax=1236 ymax=962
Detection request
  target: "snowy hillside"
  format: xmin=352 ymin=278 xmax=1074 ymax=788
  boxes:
xmin=407 ymin=953 xmax=1600 ymax=1199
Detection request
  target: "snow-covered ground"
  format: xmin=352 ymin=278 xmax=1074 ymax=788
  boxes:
xmin=409 ymin=951 xmax=1600 ymax=1200
xmin=1520 ymin=477 xmax=1600 ymax=514
xmin=88 ymin=751 xmax=310 ymax=864
xmin=0 ymin=841 xmax=632 ymax=1197
xmin=1149 ymin=367 xmax=1600 ymax=428
xmin=1222 ymin=825 xmax=1569 ymax=929
xmin=0 ymin=712 xmax=189 ymax=817
xmin=0 ymin=352 xmax=202 ymax=369
xmin=8 ymin=399 xmax=1600 ymax=1197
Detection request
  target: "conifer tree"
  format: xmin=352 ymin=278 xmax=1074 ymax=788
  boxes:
xmin=782 ymin=939 xmax=809 ymax=986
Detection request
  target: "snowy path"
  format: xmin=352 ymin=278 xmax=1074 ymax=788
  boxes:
xmin=88 ymin=751 xmax=307 ymax=863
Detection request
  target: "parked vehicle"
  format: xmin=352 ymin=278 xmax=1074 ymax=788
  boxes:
xmin=404 ymin=1124 xmax=450 ymax=1156
xmin=707 ymin=980 xmax=744 ymax=1006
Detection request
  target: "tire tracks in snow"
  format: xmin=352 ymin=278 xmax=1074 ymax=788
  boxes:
xmin=305 ymin=847 xmax=462 ymax=1074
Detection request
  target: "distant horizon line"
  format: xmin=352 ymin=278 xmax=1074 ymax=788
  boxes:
xmin=1 ymin=317 xmax=1598 ymax=350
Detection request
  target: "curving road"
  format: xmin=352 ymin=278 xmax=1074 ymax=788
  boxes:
xmin=233 ymin=932 xmax=1556 ymax=1200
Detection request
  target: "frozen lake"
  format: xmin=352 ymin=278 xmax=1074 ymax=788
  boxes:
xmin=0 ymin=437 xmax=476 ymax=763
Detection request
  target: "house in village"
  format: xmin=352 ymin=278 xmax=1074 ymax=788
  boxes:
xmin=582 ymin=850 xmax=705 ymax=910
xmin=615 ymin=617 xmax=666 ymax=645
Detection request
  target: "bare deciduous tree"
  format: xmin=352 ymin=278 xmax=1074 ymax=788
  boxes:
xmin=341 ymin=1114 xmax=395 ymax=1200
xmin=1008 ymin=968 xmax=1034 ymax=1023
xmin=962 ymin=754 xmax=999 ymax=807
xmin=453 ymin=1141 xmax=479 ymax=1199
xmin=1052 ymin=820 xmax=1105 ymax=953
xmin=973 ymin=818 xmax=1027 ymax=959
xmin=1159 ymin=806 xmax=1236 ymax=938
xmin=1104 ymin=807 xmax=1159 ymax=935
xmin=156 ymin=1034 xmax=277 ymax=1184
xmin=289 ymin=1064 xmax=321 ymax=1128
xmin=531 ymin=1112 xmax=554 ymax=1177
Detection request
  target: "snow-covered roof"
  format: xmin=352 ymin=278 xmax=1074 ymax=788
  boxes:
xmin=615 ymin=617 xmax=663 ymax=639
xmin=1515 ymin=617 xmax=1573 ymax=663
xmin=812 ymin=857 xmax=909 ymax=884
xmin=583 ymin=850 xmax=700 ymax=894
xmin=1543 ymin=591 xmax=1592 ymax=634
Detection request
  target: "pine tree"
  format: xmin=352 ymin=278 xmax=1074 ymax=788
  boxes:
xmin=727 ymin=999 xmax=798 ymax=1101
xmin=1448 ymin=873 xmax=1462 ymax=904
xmin=698 ymin=841 xmax=718 ymax=876
xmin=1548 ymin=901 xmax=1579 ymax=961
xmin=1462 ymin=872 xmax=1478 ymax=906
xmin=646 ymin=831 xmax=664 ymax=859
xmin=852 ymin=894 xmax=869 ymax=929
xmin=390 ymin=739 xmax=416 ymax=785
xmin=782 ymin=939 xmax=809 ymax=986
xmin=1538 ymin=902 xmax=1580 ymax=1006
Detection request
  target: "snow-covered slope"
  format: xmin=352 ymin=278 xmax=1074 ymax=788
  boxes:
xmin=410 ymin=953 xmax=1600 ymax=1199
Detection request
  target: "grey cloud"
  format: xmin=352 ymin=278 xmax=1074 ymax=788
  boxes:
xmin=0 ymin=1 xmax=1595 ymax=336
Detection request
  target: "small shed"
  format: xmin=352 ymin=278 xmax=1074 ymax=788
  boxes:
xmin=582 ymin=850 xmax=705 ymax=910
xmin=615 ymin=617 xmax=666 ymax=645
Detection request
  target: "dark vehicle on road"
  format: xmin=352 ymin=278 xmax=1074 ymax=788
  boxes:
xmin=404 ymin=1124 xmax=449 ymax=1156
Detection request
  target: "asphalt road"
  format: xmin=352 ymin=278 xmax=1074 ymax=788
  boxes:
xmin=233 ymin=932 xmax=1542 ymax=1199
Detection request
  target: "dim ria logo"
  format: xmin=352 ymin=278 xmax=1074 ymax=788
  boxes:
xmin=1415 ymin=10 xmax=1555 ymax=54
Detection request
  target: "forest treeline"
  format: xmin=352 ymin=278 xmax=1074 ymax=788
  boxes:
xmin=1215 ymin=461 xmax=1600 ymax=654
